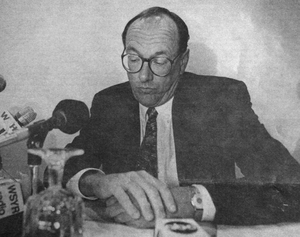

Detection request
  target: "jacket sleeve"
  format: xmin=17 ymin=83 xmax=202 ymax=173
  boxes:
xmin=203 ymin=81 xmax=300 ymax=225
xmin=203 ymin=181 xmax=300 ymax=225
xmin=62 ymin=92 xmax=106 ymax=186
xmin=232 ymin=81 xmax=300 ymax=183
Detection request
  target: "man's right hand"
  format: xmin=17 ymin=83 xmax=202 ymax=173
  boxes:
xmin=105 ymin=186 xmax=196 ymax=228
xmin=79 ymin=170 xmax=177 ymax=221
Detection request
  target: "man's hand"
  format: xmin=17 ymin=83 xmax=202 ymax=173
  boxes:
xmin=84 ymin=199 xmax=111 ymax=222
xmin=105 ymin=186 xmax=195 ymax=228
xmin=106 ymin=196 xmax=155 ymax=228
xmin=79 ymin=170 xmax=176 ymax=221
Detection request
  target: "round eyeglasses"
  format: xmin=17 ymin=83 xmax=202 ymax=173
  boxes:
xmin=121 ymin=52 xmax=181 ymax=77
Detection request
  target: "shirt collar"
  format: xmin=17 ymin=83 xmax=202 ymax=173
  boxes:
xmin=139 ymin=97 xmax=174 ymax=120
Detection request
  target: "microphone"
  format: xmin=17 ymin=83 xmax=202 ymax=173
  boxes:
xmin=0 ymin=100 xmax=89 ymax=148
xmin=0 ymin=75 xmax=6 ymax=93
xmin=29 ymin=99 xmax=90 ymax=135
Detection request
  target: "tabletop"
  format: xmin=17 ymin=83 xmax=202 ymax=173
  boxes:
xmin=83 ymin=220 xmax=300 ymax=237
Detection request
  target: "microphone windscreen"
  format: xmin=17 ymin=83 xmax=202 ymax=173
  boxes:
xmin=0 ymin=75 xmax=6 ymax=93
xmin=53 ymin=99 xmax=89 ymax=134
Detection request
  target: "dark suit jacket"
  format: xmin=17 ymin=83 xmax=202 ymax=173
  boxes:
xmin=64 ymin=72 xmax=300 ymax=225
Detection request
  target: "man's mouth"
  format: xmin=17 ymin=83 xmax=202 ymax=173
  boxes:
xmin=138 ymin=87 xmax=155 ymax=94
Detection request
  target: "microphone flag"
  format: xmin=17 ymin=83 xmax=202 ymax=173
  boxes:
xmin=0 ymin=110 xmax=22 ymax=136
xmin=0 ymin=180 xmax=24 ymax=220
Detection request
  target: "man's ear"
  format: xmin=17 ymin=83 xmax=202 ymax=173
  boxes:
xmin=180 ymin=49 xmax=189 ymax=74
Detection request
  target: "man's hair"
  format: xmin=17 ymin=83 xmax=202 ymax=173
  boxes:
xmin=122 ymin=7 xmax=190 ymax=54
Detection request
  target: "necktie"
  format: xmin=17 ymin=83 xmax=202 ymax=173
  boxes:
xmin=138 ymin=107 xmax=158 ymax=177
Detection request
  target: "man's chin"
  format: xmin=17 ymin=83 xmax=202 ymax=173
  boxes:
xmin=134 ymin=94 xmax=159 ymax=107
xmin=139 ymin=100 xmax=158 ymax=107
xmin=139 ymin=99 xmax=159 ymax=108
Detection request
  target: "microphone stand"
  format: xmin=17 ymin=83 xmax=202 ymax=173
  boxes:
xmin=27 ymin=130 xmax=48 ymax=196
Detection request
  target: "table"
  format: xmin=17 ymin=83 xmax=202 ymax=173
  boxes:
xmin=83 ymin=220 xmax=300 ymax=237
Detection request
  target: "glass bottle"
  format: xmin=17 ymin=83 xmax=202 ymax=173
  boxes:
xmin=22 ymin=148 xmax=85 ymax=237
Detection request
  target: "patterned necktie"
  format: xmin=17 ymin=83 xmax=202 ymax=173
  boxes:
xmin=138 ymin=107 xmax=158 ymax=177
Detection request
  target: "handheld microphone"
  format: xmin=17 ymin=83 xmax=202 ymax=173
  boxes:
xmin=0 ymin=100 xmax=89 ymax=148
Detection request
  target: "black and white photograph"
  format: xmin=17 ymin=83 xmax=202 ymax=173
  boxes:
xmin=0 ymin=1 xmax=300 ymax=236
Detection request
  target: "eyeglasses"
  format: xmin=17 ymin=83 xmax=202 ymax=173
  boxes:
xmin=121 ymin=51 xmax=181 ymax=77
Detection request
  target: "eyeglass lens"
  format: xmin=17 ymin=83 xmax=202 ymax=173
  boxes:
xmin=122 ymin=54 xmax=172 ymax=76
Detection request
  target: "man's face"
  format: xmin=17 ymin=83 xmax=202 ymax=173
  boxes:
xmin=124 ymin=16 xmax=189 ymax=107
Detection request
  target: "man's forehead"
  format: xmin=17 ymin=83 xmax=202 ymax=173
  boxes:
xmin=126 ymin=15 xmax=178 ymax=41
xmin=125 ymin=15 xmax=179 ymax=54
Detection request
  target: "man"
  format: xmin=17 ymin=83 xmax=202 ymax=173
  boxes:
xmin=64 ymin=7 xmax=300 ymax=227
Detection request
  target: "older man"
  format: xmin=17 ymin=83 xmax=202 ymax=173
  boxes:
xmin=64 ymin=7 xmax=300 ymax=227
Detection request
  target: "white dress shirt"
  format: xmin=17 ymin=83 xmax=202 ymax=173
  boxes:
xmin=139 ymin=98 xmax=178 ymax=187
xmin=67 ymin=97 xmax=215 ymax=221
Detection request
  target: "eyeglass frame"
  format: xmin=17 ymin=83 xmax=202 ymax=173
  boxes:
xmin=121 ymin=49 xmax=183 ymax=77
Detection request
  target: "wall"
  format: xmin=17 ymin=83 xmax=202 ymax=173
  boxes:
xmin=0 ymin=0 xmax=300 ymax=178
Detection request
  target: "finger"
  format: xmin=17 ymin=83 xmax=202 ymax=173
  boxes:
xmin=140 ymin=171 xmax=176 ymax=213
xmin=68 ymin=149 xmax=85 ymax=157
xmin=134 ymin=174 xmax=166 ymax=219
xmin=27 ymin=148 xmax=45 ymax=157
xmin=125 ymin=181 xmax=154 ymax=221
xmin=106 ymin=196 xmax=118 ymax=206
xmin=105 ymin=203 xmax=125 ymax=218
xmin=116 ymin=214 xmax=155 ymax=229
xmin=114 ymin=212 xmax=134 ymax=223
xmin=112 ymin=186 xmax=140 ymax=219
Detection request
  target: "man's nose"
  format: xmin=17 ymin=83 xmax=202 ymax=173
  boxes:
xmin=139 ymin=62 xmax=153 ymax=82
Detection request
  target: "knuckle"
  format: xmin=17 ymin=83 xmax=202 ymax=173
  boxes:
xmin=127 ymin=171 xmax=134 ymax=176
xmin=119 ymin=173 xmax=128 ymax=181
xmin=117 ymin=173 xmax=131 ymax=186
xmin=127 ymin=171 xmax=139 ymax=179
xmin=139 ymin=170 xmax=147 ymax=175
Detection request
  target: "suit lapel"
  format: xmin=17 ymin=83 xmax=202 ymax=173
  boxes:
xmin=173 ymin=77 xmax=198 ymax=184
xmin=125 ymin=87 xmax=141 ymax=170
xmin=172 ymin=75 xmax=214 ymax=184
xmin=108 ymin=82 xmax=141 ymax=173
